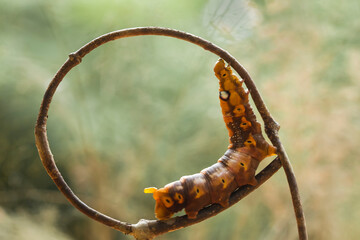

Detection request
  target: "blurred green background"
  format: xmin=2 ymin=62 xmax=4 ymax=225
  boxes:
xmin=1 ymin=0 xmax=359 ymax=239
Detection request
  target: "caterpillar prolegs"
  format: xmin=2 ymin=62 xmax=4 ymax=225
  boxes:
xmin=144 ymin=59 xmax=277 ymax=220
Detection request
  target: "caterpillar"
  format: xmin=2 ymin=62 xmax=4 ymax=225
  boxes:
xmin=144 ymin=59 xmax=277 ymax=220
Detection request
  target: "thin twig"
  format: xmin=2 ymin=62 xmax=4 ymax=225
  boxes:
xmin=35 ymin=27 xmax=307 ymax=239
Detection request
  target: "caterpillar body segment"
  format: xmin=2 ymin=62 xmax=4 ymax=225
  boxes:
xmin=145 ymin=59 xmax=277 ymax=220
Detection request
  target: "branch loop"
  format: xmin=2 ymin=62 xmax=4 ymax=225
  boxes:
xmin=35 ymin=27 xmax=307 ymax=239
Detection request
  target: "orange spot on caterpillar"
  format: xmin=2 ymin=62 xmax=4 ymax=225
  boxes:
xmin=220 ymin=69 xmax=228 ymax=78
xmin=233 ymin=105 xmax=245 ymax=117
xmin=240 ymin=117 xmax=252 ymax=130
xmin=175 ymin=193 xmax=184 ymax=204
xmin=244 ymin=134 xmax=256 ymax=147
xmin=162 ymin=196 xmax=174 ymax=208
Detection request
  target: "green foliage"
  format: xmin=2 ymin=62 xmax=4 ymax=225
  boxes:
xmin=1 ymin=0 xmax=359 ymax=239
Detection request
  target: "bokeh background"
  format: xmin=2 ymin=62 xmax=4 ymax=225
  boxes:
xmin=1 ymin=0 xmax=359 ymax=239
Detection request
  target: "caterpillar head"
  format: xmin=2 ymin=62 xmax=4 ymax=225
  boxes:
xmin=214 ymin=59 xmax=232 ymax=80
xmin=144 ymin=182 xmax=186 ymax=220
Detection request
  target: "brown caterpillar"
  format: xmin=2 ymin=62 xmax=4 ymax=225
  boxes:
xmin=144 ymin=59 xmax=277 ymax=220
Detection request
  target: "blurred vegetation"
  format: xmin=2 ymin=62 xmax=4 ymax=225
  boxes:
xmin=1 ymin=0 xmax=359 ymax=239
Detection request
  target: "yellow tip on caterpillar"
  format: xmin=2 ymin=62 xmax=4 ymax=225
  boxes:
xmin=144 ymin=187 xmax=158 ymax=194
xmin=267 ymin=145 xmax=277 ymax=156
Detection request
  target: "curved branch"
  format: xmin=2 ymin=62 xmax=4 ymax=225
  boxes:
xmin=35 ymin=27 xmax=307 ymax=239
